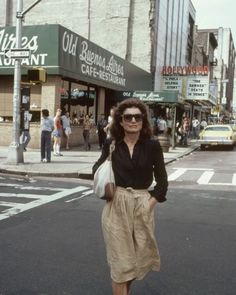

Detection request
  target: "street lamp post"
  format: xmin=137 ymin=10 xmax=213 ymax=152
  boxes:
xmin=6 ymin=0 xmax=42 ymax=164
xmin=7 ymin=0 xmax=24 ymax=164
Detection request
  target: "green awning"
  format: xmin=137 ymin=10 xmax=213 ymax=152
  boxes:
xmin=0 ymin=24 xmax=152 ymax=91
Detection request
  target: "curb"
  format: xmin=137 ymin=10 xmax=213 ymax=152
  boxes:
xmin=163 ymin=144 xmax=199 ymax=165
xmin=0 ymin=168 xmax=80 ymax=178
xmin=78 ymin=173 xmax=94 ymax=180
xmin=0 ymin=144 xmax=199 ymax=179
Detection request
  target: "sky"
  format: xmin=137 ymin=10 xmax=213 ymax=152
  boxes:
xmin=191 ymin=0 xmax=236 ymax=43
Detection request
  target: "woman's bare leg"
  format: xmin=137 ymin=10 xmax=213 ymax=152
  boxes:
xmin=66 ymin=135 xmax=69 ymax=149
xmin=112 ymin=281 xmax=128 ymax=295
xmin=127 ymin=279 xmax=134 ymax=295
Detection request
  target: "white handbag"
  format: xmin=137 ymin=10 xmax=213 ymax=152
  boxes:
xmin=93 ymin=141 xmax=116 ymax=200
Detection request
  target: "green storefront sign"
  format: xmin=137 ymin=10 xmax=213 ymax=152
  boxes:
xmin=0 ymin=25 xmax=59 ymax=72
xmin=133 ymin=91 xmax=184 ymax=104
xmin=0 ymin=24 xmax=152 ymax=91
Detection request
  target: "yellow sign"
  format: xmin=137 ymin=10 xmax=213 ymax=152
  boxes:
xmin=211 ymin=105 xmax=220 ymax=114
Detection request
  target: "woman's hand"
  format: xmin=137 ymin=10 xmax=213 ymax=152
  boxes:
xmin=148 ymin=197 xmax=158 ymax=210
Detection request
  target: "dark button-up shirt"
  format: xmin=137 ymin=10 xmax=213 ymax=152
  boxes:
xmin=93 ymin=138 xmax=168 ymax=202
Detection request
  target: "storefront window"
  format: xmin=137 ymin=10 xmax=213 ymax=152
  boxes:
xmin=60 ymin=80 xmax=96 ymax=125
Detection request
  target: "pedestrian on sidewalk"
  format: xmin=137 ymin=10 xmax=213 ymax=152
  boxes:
xmin=40 ymin=109 xmax=54 ymax=163
xmin=192 ymin=117 xmax=200 ymax=139
xmin=82 ymin=114 xmax=92 ymax=150
xmin=157 ymin=115 xmax=167 ymax=134
xmin=52 ymin=109 xmax=63 ymax=156
xmin=97 ymin=113 xmax=108 ymax=149
xmin=61 ymin=111 xmax=72 ymax=150
xmin=180 ymin=116 xmax=190 ymax=146
xmin=92 ymin=98 xmax=168 ymax=295
xmin=104 ymin=107 xmax=114 ymax=139
xmin=200 ymin=118 xmax=207 ymax=130
xmin=21 ymin=111 xmax=32 ymax=151
xmin=22 ymin=130 xmax=31 ymax=151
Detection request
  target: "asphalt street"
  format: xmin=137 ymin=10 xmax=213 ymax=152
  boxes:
xmin=0 ymin=147 xmax=236 ymax=295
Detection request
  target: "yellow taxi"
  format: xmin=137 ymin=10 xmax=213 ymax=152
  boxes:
xmin=198 ymin=124 xmax=236 ymax=150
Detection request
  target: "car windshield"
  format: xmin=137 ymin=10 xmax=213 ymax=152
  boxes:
xmin=205 ymin=126 xmax=230 ymax=131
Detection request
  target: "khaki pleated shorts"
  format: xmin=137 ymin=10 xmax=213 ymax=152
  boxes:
xmin=101 ymin=186 xmax=160 ymax=283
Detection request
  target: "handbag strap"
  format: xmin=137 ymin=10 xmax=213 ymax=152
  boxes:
xmin=107 ymin=140 xmax=115 ymax=161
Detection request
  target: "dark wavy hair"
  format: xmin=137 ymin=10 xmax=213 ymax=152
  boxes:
xmin=42 ymin=109 xmax=49 ymax=117
xmin=110 ymin=98 xmax=153 ymax=141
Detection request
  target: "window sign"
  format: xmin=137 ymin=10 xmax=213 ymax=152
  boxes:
xmin=186 ymin=76 xmax=209 ymax=100
xmin=161 ymin=76 xmax=182 ymax=92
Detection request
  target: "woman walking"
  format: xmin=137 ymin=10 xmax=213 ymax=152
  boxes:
xmin=93 ymin=98 xmax=168 ymax=295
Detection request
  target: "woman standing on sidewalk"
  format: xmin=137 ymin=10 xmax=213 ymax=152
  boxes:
xmin=61 ymin=111 xmax=72 ymax=150
xmin=93 ymin=98 xmax=168 ymax=295
xmin=83 ymin=114 xmax=92 ymax=151
xmin=52 ymin=109 xmax=63 ymax=156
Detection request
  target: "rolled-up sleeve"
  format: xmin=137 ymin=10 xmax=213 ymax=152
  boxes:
xmin=149 ymin=140 xmax=168 ymax=202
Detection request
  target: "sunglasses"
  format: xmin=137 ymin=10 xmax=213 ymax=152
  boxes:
xmin=122 ymin=113 xmax=144 ymax=122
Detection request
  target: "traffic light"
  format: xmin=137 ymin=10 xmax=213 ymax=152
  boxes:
xmin=27 ymin=68 xmax=46 ymax=83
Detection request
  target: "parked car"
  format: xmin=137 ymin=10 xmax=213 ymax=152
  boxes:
xmin=198 ymin=124 xmax=236 ymax=150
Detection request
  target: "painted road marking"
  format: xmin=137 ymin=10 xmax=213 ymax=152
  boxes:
xmin=197 ymin=195 xmax=236 ymax=201
xmin=197 ymin=171 xmax=214 ymax=184
xmin=168 ymin=168 xmax=187 ymax=181
xmin=0 ymin=193 xmax=48 ymax=199
xmin=0 ymin=186 xmax=89 ymax=221
xmin=168 ymin=168 xmax=213 ymax=181
xmin=65 ymin=189 xmax=94 ymax=203
xmin=0 ymin=183 xmax=64 ymax=191
xmin=0 ymin=201 xmax=24 ymax=208
xmin=232 ymin=174 xmax=236 ymax=185
xmin=168 ymin=168 xmax=236 ymax=186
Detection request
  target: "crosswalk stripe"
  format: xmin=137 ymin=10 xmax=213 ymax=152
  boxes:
xmin=0 ymin=183 xmax=22 ymax=187
xmin=0 ymin=201 xmax=24 ymax=208
xmin=232 ymin=174 xmax=236 ymax=185
xmin=0 ymin=183 xmax=64 ymax=191
xmin=197 ymin=171 xmax=214 ymax=184
xmin=207 ymin=182 xmax=236 ymax=186
xmin=168 ymin=168 xmax=214 ymax=182
xmin=167 ymin=168 xmax=236 ymax=186
xmin=168 ymin=168 xmax=187 ymax=181
xmin=65 ymin=189 xmax=94 ymax=203
xmin=19 ymin=186 xmax=64 ymax=191
xmin=0 ymin=193 xmax=49 ymax=199
xmin=0 ymin=186 xmax=89 ymax=221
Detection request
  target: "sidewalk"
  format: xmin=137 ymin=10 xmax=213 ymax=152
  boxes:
xmin=0 ymin=141 xmax=199 ymax=179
